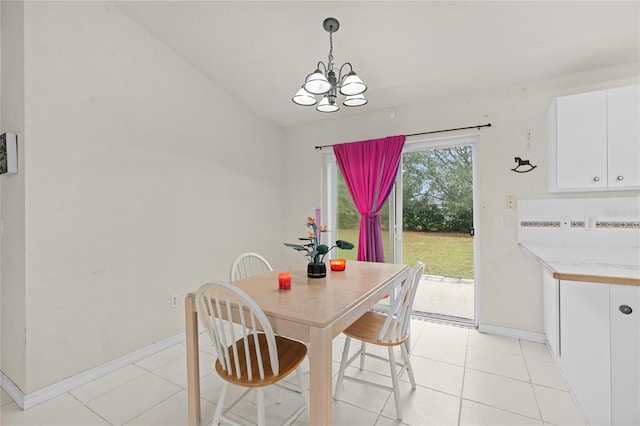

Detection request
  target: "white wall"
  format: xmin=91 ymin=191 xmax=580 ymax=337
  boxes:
xmin=282 ymin=65 xmax=639 ymax=334
xmin=1 ymin=0 xmax=27 ymax=390
xmin=2 ymin=0 xmax=639 ymax=398
xmin=1 ymin=1 xmax=284 ymax=393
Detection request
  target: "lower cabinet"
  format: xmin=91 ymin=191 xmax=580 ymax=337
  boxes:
xmin=609 ymin=285 xmax=640 ymax=426
xmin=559 ymin=281 xmax=611 ymax=425
xmin=550 ymin=280 xmax=640 ymax=426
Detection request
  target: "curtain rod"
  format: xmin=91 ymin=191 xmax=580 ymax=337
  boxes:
xmin=314 ymin=123 xmax=492 ymax=150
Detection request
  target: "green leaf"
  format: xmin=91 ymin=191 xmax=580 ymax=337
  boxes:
xmin=336 ymin=240 xmax=354 ymax=250
xmin=284 ymin=243 xmax=308 ymax=251
xmin=316 ymin=245 xmax=329 ymax=254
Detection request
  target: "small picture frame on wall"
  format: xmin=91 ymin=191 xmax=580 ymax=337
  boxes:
xmin=0 ymin=132 xmax=18 ymax=175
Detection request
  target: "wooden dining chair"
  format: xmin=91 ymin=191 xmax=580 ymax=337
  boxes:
xmin=230 ymin=252 xmax=273 ymax=281
xmin=334 ymin=262 xmax=425 ymax=421
xmin=229 ymin=252 xmax=304 ymax=405
xmin=196 ymin=281 xmax=309 ymax=426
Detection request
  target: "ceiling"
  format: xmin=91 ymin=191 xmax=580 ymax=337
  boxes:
xmin=113 ymin=1 xmax=640 ymax=129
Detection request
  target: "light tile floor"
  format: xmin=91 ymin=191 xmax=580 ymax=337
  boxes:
xmin=1 ymin=320 xmax=584 ymax=426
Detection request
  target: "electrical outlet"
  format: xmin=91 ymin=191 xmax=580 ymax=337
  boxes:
xmin=494 ymin=215 xmax=504 ymax=228
xmin=585 ymin=216 xmax=596 ymax=231
xmin=505 ymin=195 xmax=517 ymax=209
xmin=560 ymin=216 xmax=571 ymax=230
xmin=170 ymin=295 xmax=179 ymax=309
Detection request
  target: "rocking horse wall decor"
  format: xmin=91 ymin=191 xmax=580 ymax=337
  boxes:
xmin=511 ymin=157 xmax=537 ymax=173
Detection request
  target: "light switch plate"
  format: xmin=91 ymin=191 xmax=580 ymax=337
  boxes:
xmin=561 ymin=217 xmax=571 ymax=230
xmin=505 ymin=195 xmax=516 ymax=209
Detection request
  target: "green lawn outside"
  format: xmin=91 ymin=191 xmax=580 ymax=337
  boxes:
xmin=335 ymin=229 xmax=474 ymax=279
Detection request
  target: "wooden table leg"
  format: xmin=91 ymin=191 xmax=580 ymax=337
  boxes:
xmin=309 ymin=326 xmax=332 ymax=425
xmin=185 ymin=294 xmax=201 ymax=426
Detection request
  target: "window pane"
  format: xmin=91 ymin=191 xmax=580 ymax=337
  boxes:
xmin=401 ymin=146 xmax=474 ymax=278
xmin=335 ymin=170 xmax=390 ymax=261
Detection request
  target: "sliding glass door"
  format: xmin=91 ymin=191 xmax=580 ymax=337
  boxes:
xmin=324 ymin=134 xmax=479 ymax=323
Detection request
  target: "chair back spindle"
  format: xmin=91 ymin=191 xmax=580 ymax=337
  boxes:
xmin=230 ymin=252 xmax=273 ymax=281
xmin=196 ymin=282 xmax=279 ymax=382
xmin=378 ymin=262 xmax=425 ymax=343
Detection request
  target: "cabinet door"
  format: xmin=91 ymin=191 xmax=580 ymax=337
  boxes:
xmin=560 ymin=281 xmax=611 ymax=425
xmin=610 ymin=285 xmax=640 ymax=425
xmin=542 ymin=270 xmax=560 ymax=356
xmin=556 ymin=90 xmax=608 ymax=190
xmin=608 ymin=85 xmax=640 ymax=189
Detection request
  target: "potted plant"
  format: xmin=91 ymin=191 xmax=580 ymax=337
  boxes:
xmin=284 ymin=217 xmax=354 ymax=278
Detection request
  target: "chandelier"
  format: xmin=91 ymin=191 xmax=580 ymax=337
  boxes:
xmin=292 ymin=18 xmax=368 ymax=113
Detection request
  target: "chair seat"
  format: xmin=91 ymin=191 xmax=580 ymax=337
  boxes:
xmin=343 ymin=311 xmax=409 ymax=347
xmin=216 ymin=334 xmax=307 ymax=388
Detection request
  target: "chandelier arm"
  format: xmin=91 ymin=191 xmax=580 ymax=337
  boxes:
xmin=337 ymin=62 xmax=354 ymax=84
xmin=316 ymin=61 xmax=327 ymax=74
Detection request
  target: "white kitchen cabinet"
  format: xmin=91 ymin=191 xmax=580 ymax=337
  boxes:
xmin=609 ymin=285 xmax=640 ymax=425
xmin=559 ymin=281 xmax=611 ymax=425
xmin=556 ymin=281 xmax=640 ymax=426
xmin=548 ymin=85 xmax=640 ymax=192
xmin=607 ymin=85 xmax=640 ymax=189
xmin=542 ymin=270 xmax=560 ymax=356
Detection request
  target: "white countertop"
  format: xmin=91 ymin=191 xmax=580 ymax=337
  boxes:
xmin=520 ymin=244 xmax=640 ymax=285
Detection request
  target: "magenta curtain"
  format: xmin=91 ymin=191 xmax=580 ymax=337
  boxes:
xmin=333 ymin=135 xmax=405 ymax=262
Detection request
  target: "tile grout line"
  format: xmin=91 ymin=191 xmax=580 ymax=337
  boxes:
xmin=67 ymin=391 xmax=114 ymax=426
xmin=119 ymin=386 xmax=182 ymax=426
xmin=457 ymin=326 xmax=471 ymax=426
xmin=521 ymin=339 xmax=545 ymax=423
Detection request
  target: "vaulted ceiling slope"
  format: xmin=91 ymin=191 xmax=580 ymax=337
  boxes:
xmin=113 ymin=1 xmax=640 ymax=128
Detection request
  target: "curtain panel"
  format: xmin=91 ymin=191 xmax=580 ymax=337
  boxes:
xmin=334 ymin=135 xmax=405 ymax=262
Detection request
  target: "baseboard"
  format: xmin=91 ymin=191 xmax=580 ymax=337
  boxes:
xmin=1 ymin=331 xmax=187 ymax=411
xmin=0 ymin=373 xmax=25 ymax=410
xmin=478 ymin=322 xmax=546 ymax=343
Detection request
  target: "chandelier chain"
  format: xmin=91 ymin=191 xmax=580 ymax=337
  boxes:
xmin=328 ymin=31 xmax=334 ymax=72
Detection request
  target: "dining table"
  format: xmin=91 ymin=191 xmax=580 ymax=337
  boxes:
xmin=185 ymin=260 xmax=410 ymax=425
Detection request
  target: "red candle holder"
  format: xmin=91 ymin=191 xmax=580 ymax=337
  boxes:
xmin=278 ymin=272 xmax=291 ymax=291
xmin=330 ymin=259 xmax=346 ymax=271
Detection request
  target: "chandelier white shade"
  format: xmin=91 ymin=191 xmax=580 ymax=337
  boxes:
xmin=304 ymin=71 xmax=331 ymax=95
xmin=340 ymin=72 xmax=367 ymax=96
xmin=292 ymin=87 xmax=317 ymax=106
xmin=292 ymin=18 xmax=367 ymax=113
xmin=343 ymin=93 xmax=367 ymax=107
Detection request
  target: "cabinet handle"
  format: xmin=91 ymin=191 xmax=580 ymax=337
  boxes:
xmin=593 ymin=176 xmax=600 ymax=182
xmin=619 ymin=305 xmax=633 ymax=315
xmin=617 ymin=175 xmax=624 ymax=181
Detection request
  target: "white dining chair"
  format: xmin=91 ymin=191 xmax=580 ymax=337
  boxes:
xmin=230 ymin=252 xmax=273 ymax=281
xmin=229 ymin=252 xmax=306 ymax=405
xmin=334 ymin=262 xmax=425 ymax=421
xmin=196 ymin=281 xmax=309 ymax=426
